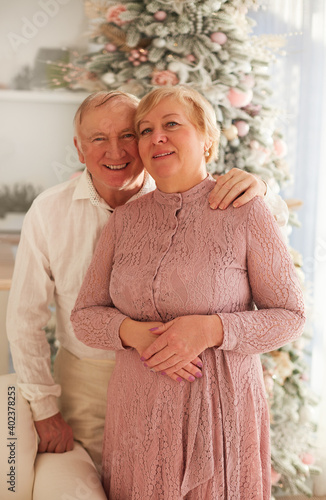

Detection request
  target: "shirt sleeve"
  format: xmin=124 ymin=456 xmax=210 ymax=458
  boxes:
xmin=218 ymin=197 xmax=305 ymax=354
xmin=70 ymin=212 xmax=128 ymax=350
xmin=6 ymin=203 xmax=61 ymax=421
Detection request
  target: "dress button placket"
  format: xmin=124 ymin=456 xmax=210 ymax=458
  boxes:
xmin=152 ymin=198 xmax=182 ymax=316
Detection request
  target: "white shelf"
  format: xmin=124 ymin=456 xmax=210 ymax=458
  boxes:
xmin=0 ymin=89 xmax=90 ymax=104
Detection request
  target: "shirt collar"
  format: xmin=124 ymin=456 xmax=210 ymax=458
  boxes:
xmin=72 ymin=168 xmax=155 ymax=212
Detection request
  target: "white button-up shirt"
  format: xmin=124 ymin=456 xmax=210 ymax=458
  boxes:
xmin=6 ymin=169 xmax=287 ymax=420
xmin=6 ymin=169 xmax=155 ymax=419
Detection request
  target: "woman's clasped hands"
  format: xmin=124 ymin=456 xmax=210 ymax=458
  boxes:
xmin=140 ymin=314 xmax=224 ymax=383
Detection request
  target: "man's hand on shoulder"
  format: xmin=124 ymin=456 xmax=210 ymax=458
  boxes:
xmin=34 ymin=412 xmax=74 ymax=453
xmin=209 ymin=168 xmax=266 ymax=210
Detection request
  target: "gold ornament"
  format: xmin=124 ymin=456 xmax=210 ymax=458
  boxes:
xmin=222 ymin=125 xmax=238 ymax=141
xmin=285 ymin=198 xmax=303 ymax=210
xmin=270 ymin=351 xmax=294 ymax=384
xmin=84 ymin=0 xmax=108 ymax=19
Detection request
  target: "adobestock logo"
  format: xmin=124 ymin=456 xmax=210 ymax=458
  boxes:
xmin=303 ymin=237 xmax=326 ymax=275
xmin=60 ymin=472 xmax=102 ymax=500
xmin=7 ymin=0 xmax=72 ymax=53
xmin=52 ymin=145 xmax=82 ymax=182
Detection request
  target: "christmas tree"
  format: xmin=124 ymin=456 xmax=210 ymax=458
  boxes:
xmin=53 ymin=0 xmax=320 ymax=495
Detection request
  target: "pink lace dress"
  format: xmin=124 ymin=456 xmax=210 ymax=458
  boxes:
xmin=71 ymin=176 xmax=305 ymax=500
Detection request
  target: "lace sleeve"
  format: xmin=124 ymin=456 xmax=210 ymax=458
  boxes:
xmin=218 ymin=197 xmax=305 ymax=354
xmin=70 ymin=213 xmax=128 ymax=351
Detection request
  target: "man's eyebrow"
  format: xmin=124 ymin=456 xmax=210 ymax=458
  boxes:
xmin=140 ymin=113 xmax=181 ymax=125
xmin=88 ymin=131 xmax=103 ymax=138
xmin=87 ymin=128 xmax=135 ymax=139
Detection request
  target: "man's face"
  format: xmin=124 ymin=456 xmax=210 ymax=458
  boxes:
xmin=74 ymin=99 xmax=144 ymax=205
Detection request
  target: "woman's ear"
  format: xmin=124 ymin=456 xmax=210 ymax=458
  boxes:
xmin=204 ymin=139 xmax=213 ymax=152
xmin=204 ymin=140 xmax=212 ymax=155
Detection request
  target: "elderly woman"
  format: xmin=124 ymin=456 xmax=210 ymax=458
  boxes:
xmin=71 ymin=86 xmax=305 ymax=499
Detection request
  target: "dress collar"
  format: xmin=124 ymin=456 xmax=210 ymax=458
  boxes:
xmin=153 ymin=174 xmax=215 ymax=206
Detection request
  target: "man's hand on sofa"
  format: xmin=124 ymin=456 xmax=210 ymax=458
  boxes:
xmin=34 ymin=412 xmax=74 ymax=453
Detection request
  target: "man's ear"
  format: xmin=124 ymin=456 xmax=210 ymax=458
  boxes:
xmin=74 ymin=136 xmax=86 ymax=164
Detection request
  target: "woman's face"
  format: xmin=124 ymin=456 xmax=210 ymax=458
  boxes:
xmin=138 ymin=97 xmax=208 ymax=193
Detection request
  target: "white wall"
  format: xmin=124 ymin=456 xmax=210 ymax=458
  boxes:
xmin=0 ymin=90 xmax=89 ymax=189
xmin=0 ymin=0 xmax=87 ymax=87
xmin=0 ymin=0 xmax=89 ymax=190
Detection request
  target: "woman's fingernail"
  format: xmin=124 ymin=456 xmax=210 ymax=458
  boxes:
xmin=196 ymin=361 xmax=203 ymax=368
xmin=195 ymin=372 xmax=203 ymax=378
xmin=188 ymin=375 xmax=195 ymax=382
xmin=161 ymin=371 xmax=166 ymax=376
xmin=177 ymin=377 xmax=183 ymax=382
xmin=149 ymin=327 xmax=159 ymax=332
xmin=140 ymin=357 xmax=146 ymax=361
xmin=143 ymin=363 xmax=148 ymax=367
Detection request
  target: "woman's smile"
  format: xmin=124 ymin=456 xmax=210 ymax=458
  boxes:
xmin=152 ymin=151 xmax=175 ymax=159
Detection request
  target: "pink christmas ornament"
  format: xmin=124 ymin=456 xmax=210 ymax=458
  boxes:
xmin=105 ymin=43 xmax=117 ymax=52
xmin=235 ymin=120 xmax=249 ymax=137
xmin=186 ymin=54 xmax=196 ymax=63
xmin=210 ymin=32 xmax=227 ymax=45
xmin=151 ymin=70 xmax=179 ymax=86
xmin=273 ymin=138 xmax=288 ymax=158
xmin=128 ymin=48 xmax=148 ymax=66
xmin=242 ymin=103 xmax=261 ymax=117
xmin=154 ymin=10 xmax=167 ymax=21
xmin=271 ymin=467 xmax=281 ymax=485
xmin=301 ymin=453 xmax=315 ymax=465
xmin=106 ymin=4 xmax=127 ymax=26
xmin=227 ymin=88 xmax=253 ymax=108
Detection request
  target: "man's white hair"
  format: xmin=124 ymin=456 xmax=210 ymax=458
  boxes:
xmin=73 ymin=90 xmax=140 ymax=134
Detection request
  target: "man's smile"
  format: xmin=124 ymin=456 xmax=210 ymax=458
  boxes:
xmin=103 ymin=163 xmax=128 ymax=170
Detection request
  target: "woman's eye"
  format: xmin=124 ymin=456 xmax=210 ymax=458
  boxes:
xmin=166 ymin=121 xmax=178 ymax=128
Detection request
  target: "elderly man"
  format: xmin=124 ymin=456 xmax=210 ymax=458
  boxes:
xmin=6 ymin=90 xmax=287 ymax=472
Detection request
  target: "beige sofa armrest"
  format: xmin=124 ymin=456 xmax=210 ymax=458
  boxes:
xmin=33 ymin=442 xmax=107 ymax=500
xmin=0 ymin=374 xmax=107 ymax=499
xmin=0 ymin=373 xmax=38 ymax=499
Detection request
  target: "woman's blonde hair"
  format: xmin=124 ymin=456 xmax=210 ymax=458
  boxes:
xmin=134 ymin=86 xmax=220 ymax=162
